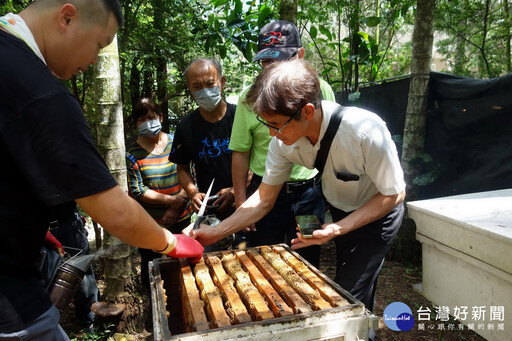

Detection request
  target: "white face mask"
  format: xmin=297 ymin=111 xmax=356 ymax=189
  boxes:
xmin=137 ymin=119 xmax=162 ymax=137
xmin=192 ymin=86 xmax=221 ymax=112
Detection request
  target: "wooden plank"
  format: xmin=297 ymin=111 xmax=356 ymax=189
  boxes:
xmin=205 ymin=255 xmax=252 ymax=324
xmin=179 ymin=259 xmax=210 ymax=332
xmin=247 ymin=249 xmax=312 ymax=314
xmin=193 ymin=259 xmax=231 ymax=328
xmin=221 ymin=253 xmax=275 ymax=321
xmin=259 ymin=246 xmax=331 ymax=311
xmin=272 ymin=246 xmax=350 ymax=308
xmin=235 ymin=250 xmax=294 ymax=317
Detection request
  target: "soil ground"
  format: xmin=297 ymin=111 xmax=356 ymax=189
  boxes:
xmin=319 ymin=240 xmax=486 ymax=341
xmin=62 ymin=239 xmax=487 ymax=341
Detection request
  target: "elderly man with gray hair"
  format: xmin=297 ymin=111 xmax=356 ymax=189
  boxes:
xmin=171 ymin=58 xmax=242 ymax=251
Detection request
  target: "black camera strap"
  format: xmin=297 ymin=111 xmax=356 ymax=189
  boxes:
xmin=314 ymin=105 xmax=345 ymax=174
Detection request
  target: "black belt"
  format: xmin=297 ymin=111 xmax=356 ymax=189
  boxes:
xmin=282 ymin=173 xmax=321 ymax=194
xmin=250 ymin=173 xmax=321 ymax=194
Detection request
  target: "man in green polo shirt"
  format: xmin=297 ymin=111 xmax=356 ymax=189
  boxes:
xmin=229 ymin=20 xmax=335 ymax=267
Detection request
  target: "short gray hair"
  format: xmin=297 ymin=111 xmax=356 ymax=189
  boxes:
xmin=183 ymin=58 xmax=223 ymax=84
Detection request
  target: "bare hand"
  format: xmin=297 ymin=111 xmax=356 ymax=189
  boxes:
xmin=290 ymin=223 xmax=338 ymax=250
xmin=191 ymin=192 xmax=205 ymax=213
xmin=190 ymin=223 xmax=223 ymax=246
xmin=244 ymin=224 xmax=257 ymax=232
xmin=161 ymin=206 xmax=180 ymax=227
xmin=210 ymin=188 xmax=235 ymax=214
xmin=246 ymin=170 xmax=253 ymax=187
xmin=168 ymin=195 xmax=187 ymax=211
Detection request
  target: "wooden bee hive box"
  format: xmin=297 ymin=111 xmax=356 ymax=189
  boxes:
xmin=149 ymin=244 xmax=377 ymax=341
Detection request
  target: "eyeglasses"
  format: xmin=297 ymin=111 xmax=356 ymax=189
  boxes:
xmin=256 ymin=101 xmax=316 ymax=134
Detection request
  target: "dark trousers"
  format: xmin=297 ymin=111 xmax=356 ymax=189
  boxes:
xmin=138 ymin=219 xmax=190 ymax=291
xmin=246 ymin=175 xmax=325 ymax=268
xmin=330 ymin=202 xmax=404 ymax=312
xmin=0 ymin=305 xmax=69 ymax=340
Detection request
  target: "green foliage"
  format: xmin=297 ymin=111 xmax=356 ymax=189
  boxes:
xmin=297 ymin=0 xmax=415 ymax=94
xmin=0 ymin=0 xmax=28 ymax=13
xmin=435 ymin=0 xmax=510 ymax=78
xmin=5 ymin=0 xmax=512 ymax=129
xmin=203 ymin=0 xmax=417 ymax=95
xmin=409 ymin=152 xmax=444 ymax=193
xmin=375 ymin=40 xmax=412 ymax=81
xmin=113 ymin=0 xmax=264 ymax=136
xmin=208 ymin=0 xmax=278 ymax=62
xmin=69 ymin=324 xmax=114 ymax=341
xmin=6 ymin=0 xmax=512 ymax=170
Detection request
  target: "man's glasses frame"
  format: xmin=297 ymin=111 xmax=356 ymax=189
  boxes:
xmin=256 ymin=101 xmax=316 ymax=134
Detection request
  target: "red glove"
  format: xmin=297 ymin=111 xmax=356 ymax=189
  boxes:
xmin=44 ymin=231 xmax=65 ymax=256
xmin=167 ymin=234 xmax=204 ymax=263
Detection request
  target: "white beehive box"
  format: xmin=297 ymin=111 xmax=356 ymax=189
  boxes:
xmin=408 ymin=189 xmax=512 ymax=341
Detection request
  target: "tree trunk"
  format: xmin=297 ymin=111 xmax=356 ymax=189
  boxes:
xmin=279 ymin=0 xmax=298 ymax=24
xmin=129 ymin=61 xmax=141 ymax=111
xmin=336 ymin=1 xmax=345 ymax=96
xmin=375 ymin=0 xmax=380 ymax=46
xmin=350 ymin=0 xmax=360 ymax=92
xmin=93 ymin=35 xmax=145 ymax=334
xmin=142 ymin=68 xmax=153 ymax=98
xmin=454 ymin=24 xmax=466 ymax=75
xmin=156 ymin=60 xmax=169 ymax=132
xmin=479 ymin=0 xmax=492 ymax=78
xmin=504 ymin=0 xmax=512 ymax=73
xmin=343 ymin=0 xmax=361 ymax=93
xmin=401 ymin=0 xmax=436 ymax=182
xmin=153 ymin=0 xmax=170 ymax=132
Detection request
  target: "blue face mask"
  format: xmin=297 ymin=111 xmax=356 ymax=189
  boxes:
xmin=137 ymin=118 xmax=162 ymax=137
xmin=192 ymin=86 xmax=221 ymax=112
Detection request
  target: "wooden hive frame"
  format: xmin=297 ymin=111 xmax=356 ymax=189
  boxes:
xmin=150 ymin=244 xmax=376 ymax=341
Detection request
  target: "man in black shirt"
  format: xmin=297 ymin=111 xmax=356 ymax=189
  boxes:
xmin=0 ymin=1 xmax=203 ymax=339
xmin=170 ymin=59 xmax=236 ymax=220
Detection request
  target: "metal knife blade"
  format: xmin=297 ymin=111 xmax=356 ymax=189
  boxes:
xmin=193 ymin=178 xmax=215 ymax=229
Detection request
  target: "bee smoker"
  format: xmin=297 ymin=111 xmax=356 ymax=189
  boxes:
xmin=196 ymin=211 xmax=235 ymax=251
xmin=193 ymin=195 xmax=233 ymax=251
xmin=48 ymin=254 xmax=95 ymax=311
